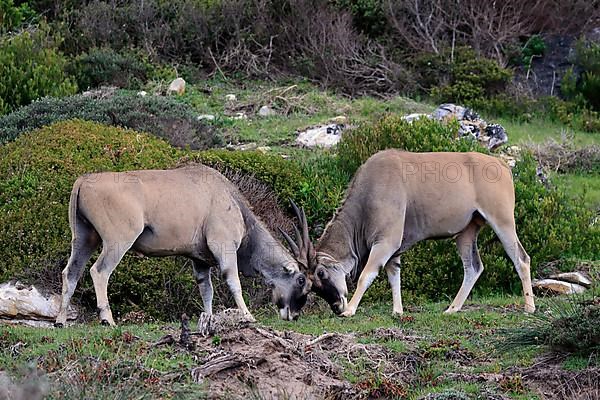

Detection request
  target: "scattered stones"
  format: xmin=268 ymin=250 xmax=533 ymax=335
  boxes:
xmin=233 ymin=112 xmax=247 ymax=120
xmin=258 ymin=105 xmax=277 ymax=117
xmin=197 ymin=114 xmax=216 ymax=121
xmin=532 ymin=279 xmax=587 ymax=295
xmin=167 ymin=78 xmax=186 ymax=96
xmin=0 ymin=281 xmax=78 ymax=321
xmin=498 ymin=145 xmax=522 ymax=168
xmin=225 ymin=94 xmax=237 ymax=102
xmin=137 ymin=90 xmax=147 ymax=97
xmin=296 ymin=123 xmax=346 ymax=148
xmin=549 ymin=272 xmax=592 ymax=288
xmin=405 ymin=104 xmax=509 ymax=150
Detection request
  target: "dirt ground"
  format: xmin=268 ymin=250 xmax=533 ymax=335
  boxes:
xmin=154 ymin=310 xmax=599 ymax=400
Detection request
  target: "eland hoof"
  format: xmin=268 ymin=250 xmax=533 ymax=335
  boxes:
xmin=54 ymin=322 xmax=64 ymax=328
xmin=339 ymin=309 xmax=355 ymax=318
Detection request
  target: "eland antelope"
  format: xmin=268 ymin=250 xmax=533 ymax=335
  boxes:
xmin=284 ymin=150 xmax=535 ymax=317
xmin=55 ymin=165 xmax=310 ymax=327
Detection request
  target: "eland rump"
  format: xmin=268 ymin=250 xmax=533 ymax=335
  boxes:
xmin=284 ymin=150 xmax=535 ymax=317
xmin=55 ymin=165 xmax=310 ymax=327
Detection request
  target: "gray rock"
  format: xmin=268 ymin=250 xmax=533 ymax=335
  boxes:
xmin=167 ymin=78 xmax=186 ymax=95
xmin=258 ymin=105 xmax=277 ymax=117
xmin=296 ymin=124 xmax=345 ymax=148
xmin=197 ymin=114 xmax=216 ymax=121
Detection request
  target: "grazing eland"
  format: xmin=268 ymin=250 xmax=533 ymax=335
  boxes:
xmin=55 ymin=165 xmax=310 ymax=327
xmin=283 ymin=150 xmax=535 ymax=317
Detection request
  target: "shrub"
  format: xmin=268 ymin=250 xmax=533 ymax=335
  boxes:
xmin=561 ymin=39 xmax=600 ymax=113
xmin=0 ymin=91 xmax=222 ymax=148
xmin=502 ymin=290 xmax=600 ymax=357
xmin=0 ymin=120 xmax=307 ymax=319
xmin=429 ymin=48 xmax=513 ymax=107
xmin=328 ymin=116 xmax=599 ymax=301
xmin=0 ymin=25 xmax=76 ymax=114
xmin=69 ymin=47 xmax=150 ymax=90
xmin=0 ymin=0 xmax=37 ymax=33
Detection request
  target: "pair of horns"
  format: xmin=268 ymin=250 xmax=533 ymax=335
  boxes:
xmin=279 ymin=200 xmax=317 ymax=272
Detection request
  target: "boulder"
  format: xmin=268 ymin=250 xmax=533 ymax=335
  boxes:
xmin=549 ymin=272 xmax=592 ymax=288
xmin=296 ymin=124 xmax=345 ymax=148
xmin=167 ymin=78 xmax=186 ymax=96
xmin=258 ymin=105 xmax=277 ymax=117
xmin=428 ymin=103 xmax=508 ymax=150
xmin=532 ymin=279 xmax=586 ymax=295
xmin=0 ymin=281 xmax=78 ymax=321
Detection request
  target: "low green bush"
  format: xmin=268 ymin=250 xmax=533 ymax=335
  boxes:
xmin=0 ymin=119 xmax=309 ymax=319
xmin=0 ymin=91 xmax=222 ymax=148
xmin=424 ymin=48 xmax=512 ymax=107
xmin=0 ymin=0 xmax=37 ymax=33
xmin=69 ymin=47 xmax=150 ymax=90
xmin=562 ymin=39 xmax=600 ymax=112
xmin=502 ymin=290 xmax=600 ymax=357
xmin=0 ymin=25 xmax=76 ymax=114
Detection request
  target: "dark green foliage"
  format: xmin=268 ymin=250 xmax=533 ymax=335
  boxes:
xmin=423 ymin=48 xmax=512 ymax=108
xmin=69 ymin=47 xmax=150 ymax=90
xmin=0 ymin=25 xmax=76 ymax=114
xmin=521 ymin=35 xmax=546 ymax=68
xmin=335 ymin=0 xmax=386 ymax=37
xmin=562 ymin=39 xmax=600 ymax=113
xmin=0 ymin=0 xmax=37 ymax=33
xmin=0 ymin=91 xmax=222 ymax=149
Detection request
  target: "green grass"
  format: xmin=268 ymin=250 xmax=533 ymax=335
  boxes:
xmin=552 ymin=173 xmax=600 ymax=210
xmin=0 ymin=295 xmax=548 ymax=399
xmin=496 ymin=117 xmax=600 ymax=147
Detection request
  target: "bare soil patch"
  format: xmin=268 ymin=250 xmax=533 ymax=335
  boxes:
xmin=156 ymin=310 xmax=423 ymax=399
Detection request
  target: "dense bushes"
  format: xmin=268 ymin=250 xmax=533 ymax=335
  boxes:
xmin=69 ymin=47 xmax=150 ymax=90
xmin=0 ymin=120 xmax=305 ymax=319
xmin=0 ymin=91 xmax=221 ymax=148
xmin=562 ymin=39 xmax=600 ymax=112
xmin=0 ymin=25 xmax=76 ymax=114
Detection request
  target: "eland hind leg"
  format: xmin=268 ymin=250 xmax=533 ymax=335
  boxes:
xmin=55 ymin=219 xmax=100 ymax=327
xmin=192 ymin=260 xmax=214 ymax=315
xmin=445 ymin=218 xmax=484 ymax=314
xmin=486 ymin=213 xmax=535 ymax=313
xmin=385 ymin=255 xmax=404 ymax=316
xmin=89 ymin=240 xmax=137 ymax=326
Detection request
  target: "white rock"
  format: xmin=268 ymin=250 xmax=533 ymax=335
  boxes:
xmin=225 ymin=94 xmax=237 ymax=102
xmin=549 ymin=272 xmax=592 ymax=288
xmin=197 ymin=114 xmax=216 ymax=121
xmin=137 ymin=91 xmax=147 ymax=97
xmin=256 ymin=146 xmax=271 ymax=153
xmin=258 ymin=105 xmax=277 ymax=117
xmin=402 ymin=113 xmax=430 ymax=123
xmin=233 ymin=112 xmax=247 ymax=120
xmin=0 ymin=282 xmax=78 ymax=321
xmin=532 ymin=279 xmax=586 ymax=295
xmin=296 ymin=124 xmax=344 ymax=148
xmin=167 ymin=78 xmax=186 ymax=96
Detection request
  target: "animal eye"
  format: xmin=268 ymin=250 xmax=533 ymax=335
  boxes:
xmin=297 ymin=275 xmax=306 ymax=286
xmin=317 ymin=270 xmax=325 ymax=279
